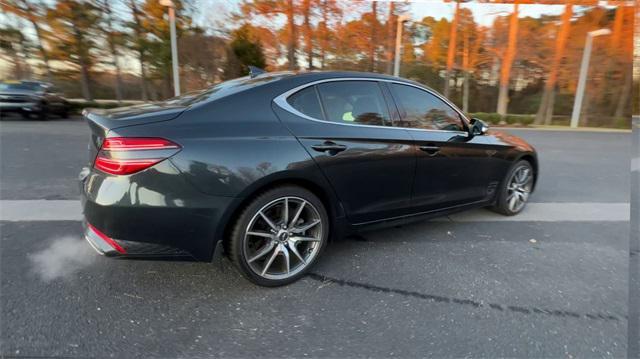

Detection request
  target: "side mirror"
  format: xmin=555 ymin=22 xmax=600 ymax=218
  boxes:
xmin=469 ymin=118 xmax=489 ymax=136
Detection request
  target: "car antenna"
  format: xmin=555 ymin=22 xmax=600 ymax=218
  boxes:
xmin=248 ymin=66 xmax=266 ymax=78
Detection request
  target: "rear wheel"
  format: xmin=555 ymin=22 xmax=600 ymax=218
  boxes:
xmin=491 ymin=160 xmax=534 ymax=216
xmin=228 ymin=185 xmax=329 ymax=286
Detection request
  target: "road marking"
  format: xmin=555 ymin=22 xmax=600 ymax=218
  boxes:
xmin=1 ymin=200 xmax=82 ymax=221
xmin=0 ymin=200 xmax=630 ymax=222
xmin=444 ymin=202 xmax=630 ymax=222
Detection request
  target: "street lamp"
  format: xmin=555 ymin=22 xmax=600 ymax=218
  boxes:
xmin=393 ymin=14 xmax=411 ymax=77
xmin=569 ymin=28 xmax=611 ymax=128
xmin=160 ymin=0 xmax=180 ymax=96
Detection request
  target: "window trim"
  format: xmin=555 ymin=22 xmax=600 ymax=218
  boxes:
xmin=388 ymin=82 xmax=467 ymax=133
xmin=273 ymin=77 xmax=469 ymax=137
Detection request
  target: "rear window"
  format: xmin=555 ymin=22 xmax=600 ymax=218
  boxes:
xmin=165 ymin=72 xmax=293 ymax=106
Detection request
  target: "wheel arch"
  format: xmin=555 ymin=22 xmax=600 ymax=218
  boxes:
xmin=516 ymin=153 xmax=538 ymax=191
xmin=216 ymin=174 xmax=345 ymax=259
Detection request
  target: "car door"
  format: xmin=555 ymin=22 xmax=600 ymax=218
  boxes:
xmin=273 ymin=79 xmax=415 ymax=224
xmin=387 ymin=82 xmax=500 ymax=212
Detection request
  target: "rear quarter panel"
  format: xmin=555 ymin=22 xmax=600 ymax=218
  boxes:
xmin=107 ymin=84 xmax=344 ymax=247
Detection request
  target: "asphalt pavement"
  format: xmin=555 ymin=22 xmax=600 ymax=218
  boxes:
xmin=0 ymin=118 xmax=632 ymax=358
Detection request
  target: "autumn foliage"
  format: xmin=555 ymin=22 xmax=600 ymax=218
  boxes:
xmin=0 ymin=0 xmax=635 ymax=127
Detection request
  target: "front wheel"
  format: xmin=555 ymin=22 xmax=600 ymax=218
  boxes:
xmin=228 ymin=185 xmax=329 ymax=286
xmin=491 ymin=160 xmax=534 ymax=216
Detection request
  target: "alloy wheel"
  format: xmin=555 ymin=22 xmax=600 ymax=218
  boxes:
xmin=243 ymin=196 xmax=323 ymax=280
xmin=506 ymin=165 xmax=533 ymax=213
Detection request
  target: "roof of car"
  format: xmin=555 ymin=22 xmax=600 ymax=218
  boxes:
xmin=261 ymin=70 xmax=435 ymax=92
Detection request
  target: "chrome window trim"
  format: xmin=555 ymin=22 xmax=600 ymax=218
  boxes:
xmin=273 ymin=77 xmax=469 ymax=137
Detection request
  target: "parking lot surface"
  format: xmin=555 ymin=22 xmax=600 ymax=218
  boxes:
xmin=0 ymin=119 xmax=631 ymax=357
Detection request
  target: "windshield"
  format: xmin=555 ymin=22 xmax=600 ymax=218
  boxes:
xmin=0 ymin=81 xmax=44 ymax=91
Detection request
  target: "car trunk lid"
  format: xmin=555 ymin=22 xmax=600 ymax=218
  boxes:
xmin=83 ymin=103 xmax=187 ymax=165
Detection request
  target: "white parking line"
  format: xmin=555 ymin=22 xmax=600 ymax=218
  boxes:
xmin=1 ymin=200 xmax=82 ymax=221
xmin=446 ymin=202 xmax=630 ymax=222
xmin=0 ymin=200 xmax=631 ymax=222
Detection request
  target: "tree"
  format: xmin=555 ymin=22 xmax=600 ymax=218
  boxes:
xmin=535 ymin=2 xmax=572 ymax=125
xmin=96 ymin=0 xmax=124 ymax=102
xmin=611 ymin=5 xmax=634 ymax=119
xmin=459 ymin=8 xmax=484 ymax=113
xmin=368 ymin=1 xmax=378 ymax=72
xmin=316 ymin=0 xmax=341 ymax=69
xmin=1 ymin=0 xmax=53 ymax=80
xmin=242 ymin=0 xmax=299 ymax=70
xmin=0 ymin=24 xmax=32 ymax=79
xmin=443 ymin=0 xmax=460 ymax=97
xmin=126 ymin=0 xmax=150 ymax=101
xmin=496 ymin=1 xmax=519 ymax=117
xmin=179 ymin=31 xmax=226 ymax=89
xmin=301 ymin=0 xmax=315 ymax=69
xmin=224 ymin=24 xmax=267 ymax=79
xmin=47 ymin=0 xmax=100 ymax=100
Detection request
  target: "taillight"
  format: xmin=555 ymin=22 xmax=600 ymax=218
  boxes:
xmin=94 ymin=137 xmax=181 ymax=175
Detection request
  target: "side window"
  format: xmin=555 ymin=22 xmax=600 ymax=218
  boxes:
xmin=316 ymin=81 xmax=390 ymax=126
xmin=391 ymin=83 xmax=464 ymax=131
xmin=287 ymin=86 xmax=324 ymax=120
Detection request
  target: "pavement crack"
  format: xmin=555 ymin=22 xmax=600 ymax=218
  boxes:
xmin=307 ymin=273 xmax=623 ymax=322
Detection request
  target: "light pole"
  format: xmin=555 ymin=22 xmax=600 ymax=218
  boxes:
xmin=393 ymin=14 xmax=410 ymax=77
xmin=569 ymin=28 xmax=611 ymax=128
xmin=160 ymin=0 xmax=180 ymax=97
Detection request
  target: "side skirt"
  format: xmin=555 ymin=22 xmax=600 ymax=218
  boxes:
xmin=348 ymin=199 xmax=493 ymax=233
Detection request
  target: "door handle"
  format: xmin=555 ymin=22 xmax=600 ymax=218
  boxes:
xmin=419 ymin=145 xmax=440 ymax=155
xmin=311 ymin=141 xmax=347 ymax=154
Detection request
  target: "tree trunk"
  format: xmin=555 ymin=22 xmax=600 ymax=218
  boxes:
xmin=79 ymin=60 xmax=93 ymax=101
xmin=303 ymin=0 xmax=313 ymax=69
xmin=386 ymin=2 xmax=395 ymax=75
xmin=69 ymin=5 xmax=93 ymax=101
xmin=536 ymin=87 xmax=551 ymax=124
xmin=444 ymin=0 xmax=460 ymax=98
xmin=462 ymin=24 xmax=470 ymax=113
xmin=544 ymin=87 xmax=556 ymax=125
xmin=102 ymin=0 xmax=123 ymax=102
xmin=138 ymin=54 xmax=149 ymax=101
xmin=15 ymin=0 xmax=52 ymax=81
xmin=463 ymin=71 xmax=470 ymax=113
xmin=129 ymin=0 xmax=148 ymax=101
xmin=535 ymin=3 xmax=572 ymax=125
xmin=319 ymin=0 xmax=328 ymax=69
xmin=29 ymin=19 xmax=53 ymax=81
xmin=496 ymin=2 xmax=519 ymax=118
xmin=287 ymin=0 xmax=297 ymax=70
xmin=614 ymin=64 xmax=632 ymax=118
xmin=368 ymin=1 xmax=377 ymax=72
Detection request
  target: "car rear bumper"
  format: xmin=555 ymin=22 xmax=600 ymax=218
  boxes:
xmin=80 ymin=160 xmax=237 ymax=261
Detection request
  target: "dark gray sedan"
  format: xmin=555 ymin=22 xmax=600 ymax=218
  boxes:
xmin=80 ymin=71 xmax=538 ymax=286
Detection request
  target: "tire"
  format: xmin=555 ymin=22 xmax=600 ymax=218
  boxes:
xmin=228 ymin=185 xmax=329 ymax=287
xmin=491 ymin=160 xmax=534 ymax=216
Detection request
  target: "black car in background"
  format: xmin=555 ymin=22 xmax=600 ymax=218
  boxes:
xmin=80 ymin=71 xmax=538 ymax=286
xmin=0 ymin=80 xmax=70 ymax=120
